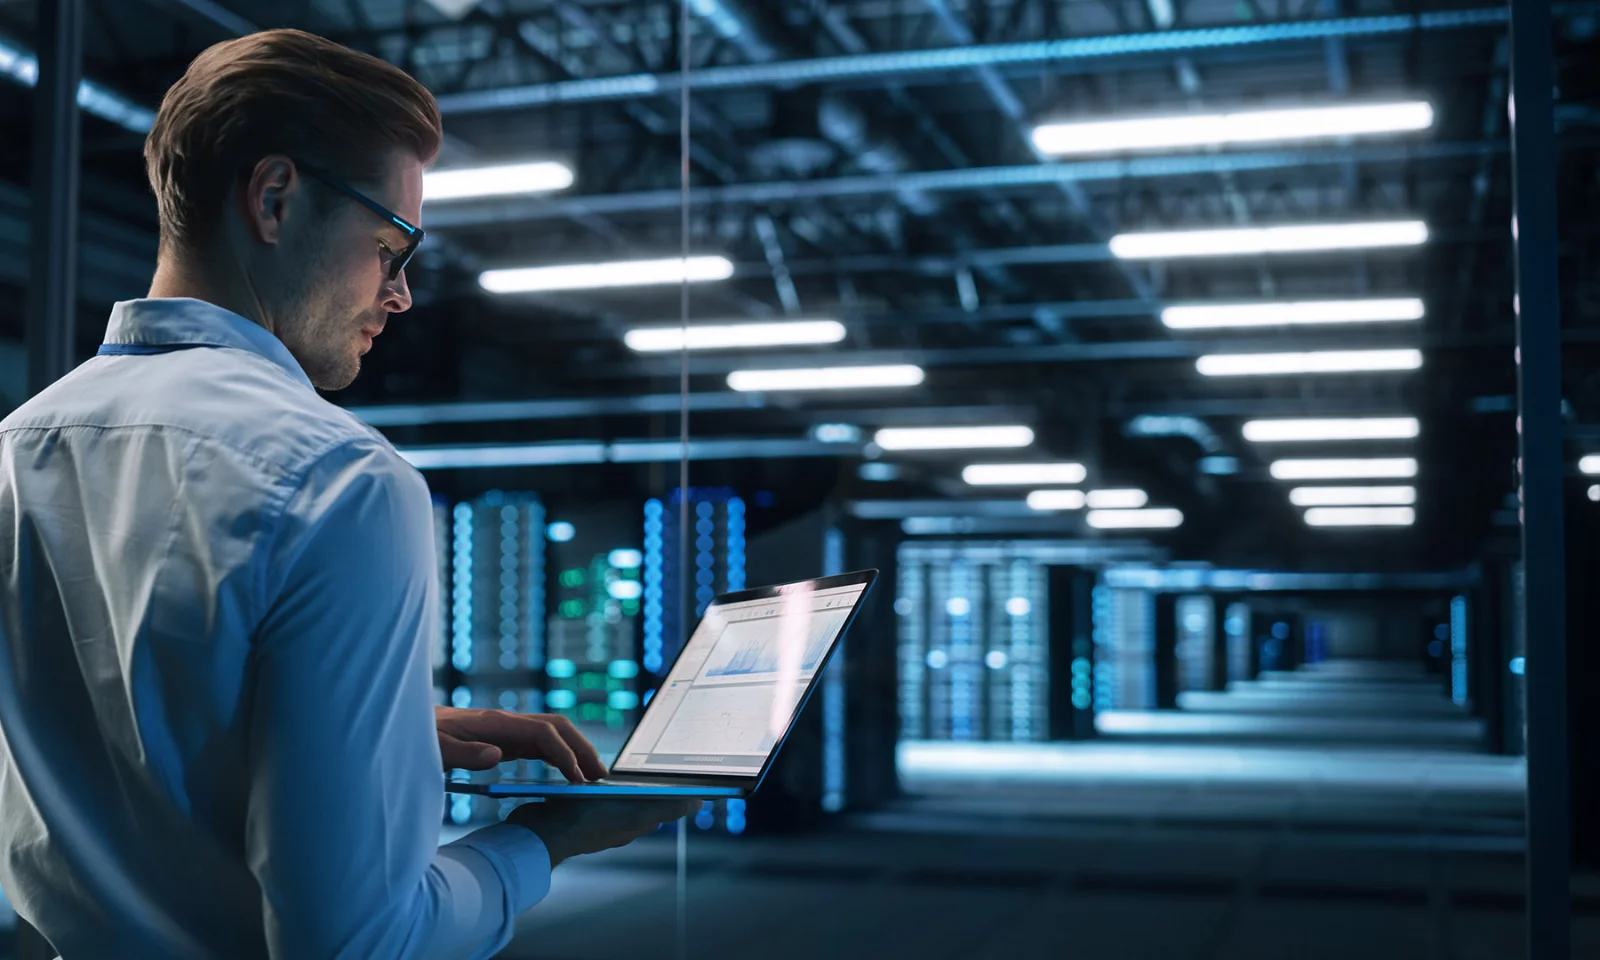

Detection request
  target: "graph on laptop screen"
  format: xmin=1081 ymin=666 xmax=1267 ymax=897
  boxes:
xmin=613 ymin=581 xmax=866 ymax=777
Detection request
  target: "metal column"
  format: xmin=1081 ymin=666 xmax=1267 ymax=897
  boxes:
xmin=25 ymin=0 xmax=84 ymax=395
xmin=1509 ymin=0 xmax=1569 ymax=956
xmin=16 ymin=1 xmax=83 ymax=957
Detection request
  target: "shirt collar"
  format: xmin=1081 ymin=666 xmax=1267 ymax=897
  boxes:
xmin=103 ymin=298 xmax=314 ymax=390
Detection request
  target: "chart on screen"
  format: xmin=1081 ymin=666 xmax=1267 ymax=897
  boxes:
xmin=648 ymin=684 xmax=798 ymax=755
xmin=702 ymin=609 xmax=848 ymax=678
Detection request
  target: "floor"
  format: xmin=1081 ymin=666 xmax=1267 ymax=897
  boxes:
xmin=503 ymin=661 xmax=1598 ymax=960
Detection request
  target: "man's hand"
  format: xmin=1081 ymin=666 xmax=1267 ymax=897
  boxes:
xmin=435 ymin=707 xmax=608 ymax=782
xmin=506 ymin=799 xmax=702 ymax=868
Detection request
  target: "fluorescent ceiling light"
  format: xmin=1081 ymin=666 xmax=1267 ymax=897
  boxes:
xmin=874 ymin=425 xmax=1035 ymax=451
xmin=1031 ymin=102 xmax=1433 ymax=156
xmin=1581 ymin=455 xmax=1600 ymax=475
xmin=397 ymin=442 xmax=608 ymax=470
xmin=1162 ymin=298 xmax=1425 ymax=330
xmin=1110 ymin=221 xmax=1428 ymax=259
xmin=1243 ymin=418 xmax=1420 ymax=442
xmin=424 ymin=161 xmax=574 ymax=201
xmin=479 ymin=256 xmax=733 ymax=294
xmin=811 ymin=423 xmax=863 ymax=444
xmin=1197 ymin=350 xmax=1422 ymax=377
xmin=727 ymin=364 xmax=924 ymax=392
xmin=1087 ymin=508 xmax=1184 ymax=529
xmin=963 ymin=463 xmax=1087 ymax=486
xmin=1086 ymin=488 xmax=1149 ymax=509
xmin=1304 ymin=506 xmax=1416 ymax=527
xmin=1270 ymin=458 xmax=1418 ymax=480
xmin=1290 ymin=486 xmax=1416 ymax=506
xmin=624 ymin=319 xmax=846 ymax=352
xmin=1026 ymin=489 xmax=1087 ymax=511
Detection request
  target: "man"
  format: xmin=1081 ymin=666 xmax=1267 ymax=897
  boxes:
xmin=0 ymin=29 xmax=693 ymax=958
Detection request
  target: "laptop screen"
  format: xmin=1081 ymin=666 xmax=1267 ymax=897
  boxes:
xmin=611 ymin=579 xmax=868 ymax=777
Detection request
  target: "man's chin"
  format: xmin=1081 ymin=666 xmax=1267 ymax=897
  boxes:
xmin=310 ymin=357 xmax=361 ymax=392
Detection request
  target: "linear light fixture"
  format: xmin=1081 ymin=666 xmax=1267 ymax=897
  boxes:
xmin=963 ymin=462 xmax=1087 ymax=486
xmin=479 ymin=256 xmax=734 ymax=293
xmin=1580 ymin=455 xmax=1600 ymax=475
xmin=1243 ymin=418 xmax=1420 ymax=442
xmin=874 ymin=425 xmax=1035 ymax=452
xmin=1086 ymin=488 xmax=1149 ymax=509
xmin=1032 ymin=102 xmax=1433 ymax=156
xmin=1026 ymin=489 xmax=1087 ymax=511
xmin=1197 ymin=349 xmax=1422 ymax=377
xmin=1162 ymin=298 xmax=1425 ymax=330
xmin=1304 ymin=506 xmax=1416 ymax=527
xmin=727 ymin=364 xmax=924 ymax=392
xmin=1289 ymin=486 xmax=1417 ymax=506
xmin=424 ymin=161 xmax=574 ymax=201
xmin=1087 ymin=508 xmax=1184 ymax=529
xmin=625 ymin=319 xmax=846 ymax=352
xmin=1110 ymin=221 xmax=1428 ymax=260
xmin=1270 ymin=458 xmax=1418 ymax=480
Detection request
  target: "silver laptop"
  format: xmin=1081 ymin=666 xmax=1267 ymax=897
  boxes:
xmin=445 ymin=569 xmax=877 ymax=799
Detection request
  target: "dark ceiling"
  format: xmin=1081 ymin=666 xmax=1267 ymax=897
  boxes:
xmin=1 ymin=0 xmax=1598 ymax=571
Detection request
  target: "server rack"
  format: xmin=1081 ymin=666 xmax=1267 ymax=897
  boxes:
xmin=896 ymin=551 xmax=1049 ymax=742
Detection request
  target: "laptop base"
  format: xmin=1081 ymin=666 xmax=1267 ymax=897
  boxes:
xmin=446 ymin=777 xmax=746 ymax=799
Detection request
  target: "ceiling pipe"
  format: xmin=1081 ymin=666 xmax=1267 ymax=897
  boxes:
xmin=434 ymin=6 xmax=1512 ymax=114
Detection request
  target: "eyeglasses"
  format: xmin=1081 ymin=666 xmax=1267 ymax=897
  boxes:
xmin=294 ymin=159 xmax=424 ymax=281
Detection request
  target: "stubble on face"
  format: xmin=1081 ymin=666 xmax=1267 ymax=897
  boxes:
xmin=274 ymin=217 xmax=376 ymax=392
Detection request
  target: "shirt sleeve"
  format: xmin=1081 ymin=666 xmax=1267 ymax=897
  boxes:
xmin=245 ymin=440 xmax=550 ymax=959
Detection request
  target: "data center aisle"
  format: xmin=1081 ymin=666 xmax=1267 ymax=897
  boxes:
xmin=501 ymin=661 xmax=1596 ymax=960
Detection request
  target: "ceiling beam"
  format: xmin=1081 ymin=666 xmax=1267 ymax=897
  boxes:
xmin=431 ymin=5 xmax=1514 ymax=114
xmin=424 ymin=141 xmax=1499 ymax=227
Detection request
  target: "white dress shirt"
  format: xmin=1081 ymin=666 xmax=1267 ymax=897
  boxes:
xmin=0 ymin=298 xmax=549 ymax=958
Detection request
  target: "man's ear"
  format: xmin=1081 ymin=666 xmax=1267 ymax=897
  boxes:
xmin=239 ymin=155 xmax=299 ymax=246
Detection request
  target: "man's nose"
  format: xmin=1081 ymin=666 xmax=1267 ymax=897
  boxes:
xmin=383 ymin=269 xmax=413 ymax=313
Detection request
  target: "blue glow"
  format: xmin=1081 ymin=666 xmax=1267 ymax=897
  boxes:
xmin=451 ymin=502 xmax=474 ymax=674
xmin=451 ymin=686 xmax=472 ymax=708
xmin=449 ymin=796 xmax=473 ymax=825
xmin=1450 ymin=596 xmax=1469 ymax=706
xmin=608 ymin=690 xmax=640 ymax=710
xmin=546 ymin=521 xmax=576 ymax=542
xmin=546 ymin=658 xmax=577 ymax=678
xmin=643 ymin=500 xmax=665 ymax=672
xmin=1092 ymin=585 xmax=1114 ymax=712
xmin=608 ymin=660 xmax=640 ymax=679
xmin=986 ymin=650 xmax=1009 ymax=670
xmin=926 ymin=649 xmax=948 ymax=669
xmin=695 ymin=800 xmax=715 ymax=830
xmin=726 ymin=498 xmax=746 ymax=591
xmin=1427 ymin=639 xmax=1444 ymax=658
xmin=643 ymin=688 xmax=656 ymax=706
xmin=1434 ymin=623 xmax=1450 ymax=642
xmin=498 ymin=689 xmax=519 ymax=709
xmin=607 ymin=580 xmax=644 ymax=600
xmin=546 ymin=689 xmax=577 ymax=710
xmin=1272 ymin=621 xmax=1290 ymax=641
xmin=608 ymin=548 xmax=643 ymax=569
xmin=725 ymin=797 xmax=746 ymax=835
xmin=527 ymin=500 xmax=546 ymax=669
xmin=945 ymin=597 xmax=971 ymax=617
xmin=1510 ymin=656 xmax=1526 ymax=676
xmin=811 ymin=423 xmax=862 ymax=444
xmin=821 ymin=526 xmax=846 ymax=811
